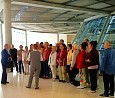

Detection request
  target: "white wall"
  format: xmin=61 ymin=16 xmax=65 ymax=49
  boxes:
xmin=27 ymin=32 xmax=57 ymax=46
xmin=59 ymin=34 xmax=67 ymax=45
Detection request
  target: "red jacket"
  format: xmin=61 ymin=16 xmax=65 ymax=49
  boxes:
xmin=43 ymin=47 xmax=51 ymax=61
xmin=57 ymin=49 xmax=67 ymax=66
xmin=76 ymin=50 xmax=87 ymax=69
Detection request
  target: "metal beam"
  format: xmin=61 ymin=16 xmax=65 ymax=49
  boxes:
xmin=12 ymin=26 xmax=26 ymax=31
xmin=11 ymin=0 xmax=110 ymax=14
xmin=12 ymin=20 xmax=83 ymax=25
xmin=97 ymin=14 xmax=111 ymax=49
xmin=59 ymin=30 xmax=78 ymax=34
xmin=84 ymin=14 xmax=108 ymax=22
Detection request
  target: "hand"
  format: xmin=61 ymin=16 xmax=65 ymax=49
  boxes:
xmin=85 ymin=59 xmax=90 ymax=62
xmin=70 ymin=67 xmax=72 ymax=71
xmin=57 ymin=60 xmax=59 ymax=64
xmin=79 ymin=69 xmax=82 ymax=72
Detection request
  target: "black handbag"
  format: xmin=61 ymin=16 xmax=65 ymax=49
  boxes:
xmin=6 ymin=58 xmax=14 ymax=68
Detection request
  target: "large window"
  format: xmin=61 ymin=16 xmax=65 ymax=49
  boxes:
xmin=12 ymin=28 xmax=26 ymax=49
xmin=73 ymin=15 xmax=115 ymax=50
xmin=74 ymin=16 xmax=106 ymax=44
xmin=27 ymin=32 xmax=58 ymax=46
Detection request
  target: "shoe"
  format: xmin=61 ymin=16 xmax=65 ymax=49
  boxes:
xmin=63 ymin=80 xmax=66 ymax=83
xmin=42 ymin=76 xmax=46 ymax=79
xmin=26 ymin=86 xmax=31 ymax=88
xmin=45 ymin=76 xmax=49 ymax=79
xmin=52 ymin=78 xmax=55 ymax=81
xmin=77 ymin=86 xmax=84 ymax=89
xmin=35 ymin=87 xmax=39 ymax=89
xmin=1 ymin=83 xmax=6 ymax=85
xmin=6 ymin=82 xmax=9 ymax=84
xmin=100 ymin=93 xmax=109 ymax=97
xmin=109 ymin=94 xmax=114 ymax=98
xmin=59 ymin=80 xmax=63 ymax=82
xmin=88 ymin=90 xmax=96 ymax=93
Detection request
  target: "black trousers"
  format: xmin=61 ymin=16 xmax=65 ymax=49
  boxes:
xmin=11 ymin=59 xmax=18 ymax=72
xmin=40 ymin=61 xmax=44 ymax=78
xmin=18 ymin=60 xmax=24 ymax=74
xmin=89 ymin=69 xmax=98 ymax=91
xmin=43 ymin=60 xmax=49 ymax=77
xmin=67 ymin=65 xmax=72 ymax=82
xmin=1 ymin=65 xmax=7 ymax=84
xmin=14 ymin=59 xmax=18 ymax=72
xmin=103 ymin=72 xmax=114 ymax=95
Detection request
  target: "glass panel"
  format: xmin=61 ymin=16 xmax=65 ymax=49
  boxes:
xmin=74 ymin=17 xmax=106 ymax=45
xmin=101 ymin=15 xmax=115 ymax=49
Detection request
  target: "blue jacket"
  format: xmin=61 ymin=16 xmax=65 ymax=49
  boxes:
xmin=100 ymin=48 xmax=115 ymax=75
xmin=1 ymin=49 xmax=10 ymax=66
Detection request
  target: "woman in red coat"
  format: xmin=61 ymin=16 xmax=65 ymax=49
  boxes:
xmin=57 ymin=43 xmax=67 ymax=83
xmin=76 ymin=42 xmax=88 ymax=89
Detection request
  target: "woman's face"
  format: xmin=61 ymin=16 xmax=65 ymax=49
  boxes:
xmin=79 ymin=45 xmax=82 ymax=51
xmin=88 ymin=43 xmax=92 ymax=49
xmin=67 ymin=45 xmax=70 ymax=51
xmin=25 ymin=47 xmax=28 ymax=51
xmin=60 ymin=44 xmax=64 ymax=50
xmin=52 ymin=46 xmax=56 ymax=52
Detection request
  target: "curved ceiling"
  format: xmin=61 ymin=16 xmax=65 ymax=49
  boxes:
xmin=0 ymin=0 xmax=115 ymax=34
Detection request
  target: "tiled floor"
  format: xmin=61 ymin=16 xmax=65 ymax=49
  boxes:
xmin=0 ymin=68 xmax=109 ymax=98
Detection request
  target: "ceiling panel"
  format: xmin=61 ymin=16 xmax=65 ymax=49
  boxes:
xmin=67 ymin=11 xmax=83 ymax=15
xmin=27 ymin=7 xmax=50 ymax=12
xmin=88 ymin=3 xmax=111 ymax=9
xmin=21 ymin=11 xmax=39 ymax=17
xmin=54 ymin=17 xmax=70 ymax=20
xmin=11 ymin=4 xmax=23 ymax=10
xmin=103 ymin=6 xmax=115 ymax=11
xmin=69 ymin=0 xmax=98 ymax=6
xmin=11 ymin=11 xmax=20 ymax=17
xmin=11 ymin=0 xmax=112 ymax=33
xmin=76 ymin=14 xmax=92 ymax=19
xmin=48 ymin=9 xmax=67 ymax=14
xmin=105 ymin=0 xmax=115 ymax=5
xmin=39 ymin=13 xmax=60 ymax=18
xmin=44 ymin=0 xmax=69 ymax=3
xmin=58 ymin=14 xmax=75 ymax=18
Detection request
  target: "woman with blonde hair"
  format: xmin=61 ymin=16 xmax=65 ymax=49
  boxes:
xmin=48 ymin=46 xmax=57 ymax=81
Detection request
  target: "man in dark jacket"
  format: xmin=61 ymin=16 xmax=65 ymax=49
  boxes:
xmin=9 ymin=44 xmax=18 ymax=72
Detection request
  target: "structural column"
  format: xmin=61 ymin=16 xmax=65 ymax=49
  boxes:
xmin=0 ymin=22 xmax=3 ymax=50
xmin=25 ymin=30 xmax=27 ymax=46
xmin=57 ymin=33 xmax=59 ymax=43
xmin=3 ymin=0 xmax=12 ymax=45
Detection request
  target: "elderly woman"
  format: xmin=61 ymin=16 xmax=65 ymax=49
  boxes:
xmin=76 ymin=42 xmax=88 ymax=89
xmin=22 ymin=46 xmax=29 ymax=75
xmin=70 ymin=44 xmax=79 ymax=85
xmin=86 ymin=41 xmax=99 ymax=93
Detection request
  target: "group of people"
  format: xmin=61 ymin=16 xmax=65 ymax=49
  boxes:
xmin=1 ymin=39 xmax=115 ymax=97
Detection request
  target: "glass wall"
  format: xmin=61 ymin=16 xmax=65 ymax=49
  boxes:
xmin=99 ymin=15 xmax=115 ymax=50
xmin=73 ymin=14 xmax=115 ymax=51
xmin=74 ymin=16 xmax=106 ymax=44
